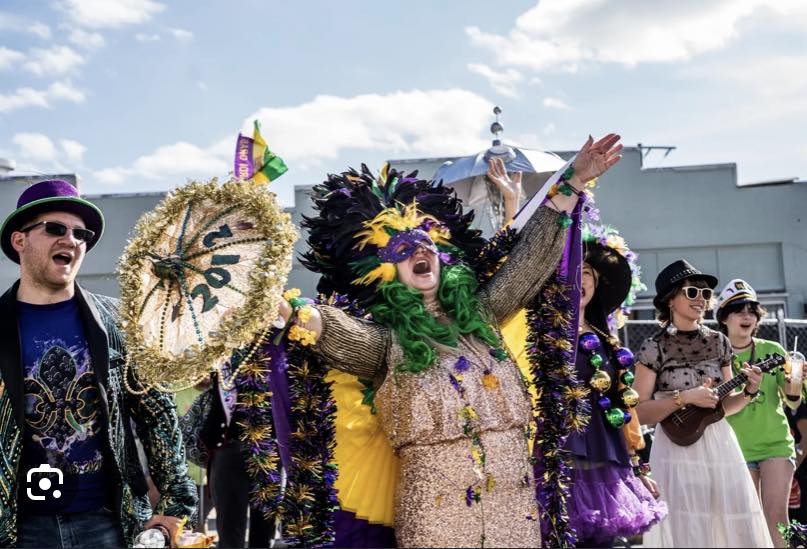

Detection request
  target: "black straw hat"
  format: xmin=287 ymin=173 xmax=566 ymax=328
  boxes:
xmin=652 ymin=259 xmax=718 ymax=310
xmin=584 ymin=240 xmax=632 ymax=316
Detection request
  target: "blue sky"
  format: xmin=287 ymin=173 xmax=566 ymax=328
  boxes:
xmin=2 ymin=0 xmax=806 ymax=206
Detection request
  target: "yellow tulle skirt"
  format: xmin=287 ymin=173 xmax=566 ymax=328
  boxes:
xmin=328 ymin=370 xmax=399 ymax=527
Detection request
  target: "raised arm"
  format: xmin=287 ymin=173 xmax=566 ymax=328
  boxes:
xmin=480 ymin=133 xmax=623 ymax=323
xmin=543 ymin=133 xmax=623 ymax=216
xmin=479 ymin=205 xmax=569 ymax=323
xmin=486 ymin=157 xmax=522 ymax=223
xmin=278 ymin=299 xmax=390 ymax=383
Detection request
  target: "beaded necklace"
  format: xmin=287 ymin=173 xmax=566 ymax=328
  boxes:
xmin=578 ymin=323 xmax=640 ymax=428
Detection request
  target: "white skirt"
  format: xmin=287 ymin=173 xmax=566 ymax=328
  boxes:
xmin=643 ymin=419 xmax=773 ymax=548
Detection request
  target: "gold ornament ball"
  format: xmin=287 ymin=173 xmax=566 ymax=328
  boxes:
xmin=589 ymin=370 xmax=612 ymax=392
xmin=621 ymin=387 xmax=640 ymax=408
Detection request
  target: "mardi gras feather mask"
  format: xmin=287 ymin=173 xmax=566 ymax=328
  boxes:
xmin=301 ymin=164 xmax=486 ymax=307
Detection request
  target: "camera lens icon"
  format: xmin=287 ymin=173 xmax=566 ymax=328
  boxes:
xmin=37 ymin=477 xmax=61 ymax=498
xmin=26 ymin=464 xmax=64 ymax=501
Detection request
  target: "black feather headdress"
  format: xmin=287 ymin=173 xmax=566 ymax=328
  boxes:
xmin=301 ymin=164 xmax=486 ymax=307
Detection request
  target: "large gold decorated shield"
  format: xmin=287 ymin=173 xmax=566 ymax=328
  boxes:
xmin=118 ymin=178 xmax=297 ymax=391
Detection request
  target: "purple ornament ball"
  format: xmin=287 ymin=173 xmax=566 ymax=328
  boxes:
xmin=597 ymin=396 xmax=611 ymax=409
xmin=615 ymin=347 xmax=635 ymax=367
xmin=579 ymin=333 xmax=600 ymax=352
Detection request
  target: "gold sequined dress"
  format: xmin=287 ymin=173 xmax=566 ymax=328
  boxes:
xmin=314 ymin=207 xmax=568 ymax=548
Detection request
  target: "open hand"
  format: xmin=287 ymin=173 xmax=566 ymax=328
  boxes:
xmin=486 ymin=157 xmax=522 ymax=203
xmin=570 ymin=133 xmax=623 ymax=188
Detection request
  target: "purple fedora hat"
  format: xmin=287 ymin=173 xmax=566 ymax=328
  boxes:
xmin=1 ymin=179 xmax=104 ymax=264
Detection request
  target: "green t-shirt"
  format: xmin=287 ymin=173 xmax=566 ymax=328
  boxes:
xmin=726 ymin=338 xmax=795 ymax=461
xmin=175 ymin=387 xmax=207 ymax=484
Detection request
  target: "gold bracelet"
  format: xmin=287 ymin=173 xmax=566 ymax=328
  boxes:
xmin=672 ymin=389 xmax=684 ymax=408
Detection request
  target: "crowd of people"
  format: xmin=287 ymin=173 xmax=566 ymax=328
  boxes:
xmin=0 ymin=131 xmax=803 ymax=549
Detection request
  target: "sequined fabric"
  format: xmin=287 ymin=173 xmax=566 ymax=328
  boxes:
xmin=377 ymin=336 xmax=530 ymax=450
xmin=396 ymin=429 xmax=539 ymax=547
xmin=378 ymin=335 xmax=539 ymax=548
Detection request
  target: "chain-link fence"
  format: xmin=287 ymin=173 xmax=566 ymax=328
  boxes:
xmin=620 ymin=318 xmax=807 ymax=356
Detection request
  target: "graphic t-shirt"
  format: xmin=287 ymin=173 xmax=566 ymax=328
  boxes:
xmin=726 ymin=338 xmax=795 ymax=461
xmin=17 ymin=297 xmax=109 ymax=514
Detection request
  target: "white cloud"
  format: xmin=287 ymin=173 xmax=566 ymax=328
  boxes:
xmin=91 ymin=88 xmax=494 ymax=191
xmin=542 ymin=97 xmax=570 ymax=110
xmin=13 ymin=133 xmax=58 ymax=164
xmin=93 ymin=142 xmax=229 ymax=186
xmin=28 ymin=22 xmax=51 ymax=39
xmin=169 ymin=28 xmax=193 ymax=42
xmin=133 ymin=142 xmax=229 ymax=177
xmin=0 ymin=88 xmax=49 ymax=113
xmin=60 ymin=0 xmax=165 ymax=28
xmin=68 ymin=27 xmax=106 ymax=49
xmin=10 ymin=133 xmax=87 ymax=174
xmin=543 ymin=123 xmax=556 ymax=135
xmin=0 ymin=47 xmax=24 ymax=70
xmin=93 ymin=167 xmax=132 ymax=185
xmin=47 ymin=81 xmax=86 ymax=102
xmin=467 ymin=63 xmax=524 ymax=98
xmin=0 ymin=81 xmax=85 ymax=113
xmin=197 ymin=81 xmax=208 ymax=91
xmin=467 ymin=0 xmax=806 ymax=71
xmin=23 ymin=45 xmax=85 ymax=76
xmin=243 ymin=88 xmax=493 ymax=167
xmin=135 ymin=32 xmax=161 ymax=42
xmin=60 ymin=139 xmax=86 ymax=164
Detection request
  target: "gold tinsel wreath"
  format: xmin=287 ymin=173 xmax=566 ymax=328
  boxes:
xmin=117 ymin=178 xmax=298 ymax=392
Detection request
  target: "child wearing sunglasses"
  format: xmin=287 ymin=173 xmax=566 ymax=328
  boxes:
xmin=632 ymin=260 xmax=772 ymax=548
xmin=716 ymin=279 xmax=801 ymax=547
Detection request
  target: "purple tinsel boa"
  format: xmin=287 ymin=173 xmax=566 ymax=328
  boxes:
xmin=234 ymin=336 xmax=338 ymax=547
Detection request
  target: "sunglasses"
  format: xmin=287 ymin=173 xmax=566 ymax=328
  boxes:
xmin=681 ymin=286 xmax=713 ymax=301
xmin=20 ymin=221 xmax=95 ymax=243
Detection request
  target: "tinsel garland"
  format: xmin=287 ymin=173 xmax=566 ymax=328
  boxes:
xmin=283 ymin=344 xmax=339 ymax=547
xmin=471 ymin=226 xmax=520 ymax=285
xmin=233 ymin=334 xmax=338 ymax=547
xmin=233 ymin=343 xmax=283 ymax=532
xmin=526 ymin=273 xmax=590 ymax=548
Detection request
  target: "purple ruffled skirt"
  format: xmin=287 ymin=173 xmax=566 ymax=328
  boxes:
xmin=568 ymin=463 xmax=667 ymax=544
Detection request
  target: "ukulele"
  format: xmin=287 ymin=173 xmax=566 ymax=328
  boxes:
xmin=660 ymin=353 xmax=786 ymax=446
